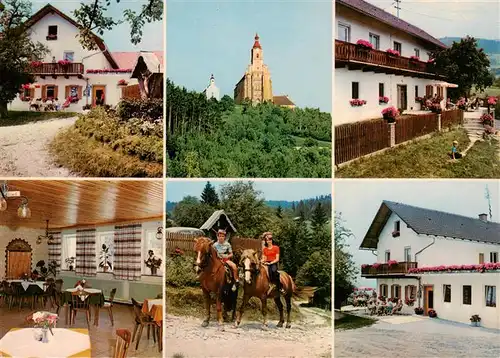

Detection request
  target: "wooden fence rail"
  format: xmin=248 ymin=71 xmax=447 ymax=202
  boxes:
xmin=441 ymin=109 xmax=464 ymax=129
xmin=395 ymin=113 xmax=437 ymax=144
xmin=121 ymin=84 xmax=141 ymax=100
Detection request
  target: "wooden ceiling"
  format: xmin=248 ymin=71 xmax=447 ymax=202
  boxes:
xmin=0 ymin=180 xmax=164 ymax=229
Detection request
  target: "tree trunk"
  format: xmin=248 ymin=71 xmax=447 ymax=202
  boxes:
xmin=0 ymin=102 xmax=8 ymax=119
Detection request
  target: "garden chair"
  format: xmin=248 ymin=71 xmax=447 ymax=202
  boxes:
xmin=113 ymin=329 xmax=131 ymax=358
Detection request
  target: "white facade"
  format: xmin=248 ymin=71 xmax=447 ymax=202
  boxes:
xmin=335 ymin=4 xmax=449 ymax=124
xmin=204 ymin=75 xmax=220 ymax=101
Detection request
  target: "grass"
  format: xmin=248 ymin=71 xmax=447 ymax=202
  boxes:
xmin=166 ymin=286 xmax=303 ymax=323
xmin=336 ymin=128 xmax=500 ymax=178
xmin=335 ymin=314 xmax=376 ymax=330
xmin=474 ymin=86 xmax=500 ymax=97
xmin=0 ymin=111 xmax=77 ymax=127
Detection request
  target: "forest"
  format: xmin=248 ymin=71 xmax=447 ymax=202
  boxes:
xmin=166 ymin=79 xmax=332 ymax=178
xmin=166 ymin=182 xmax=332 ymax=307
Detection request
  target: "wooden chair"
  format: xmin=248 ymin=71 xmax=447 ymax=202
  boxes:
xmin=130 ymin=298 xmax=158 ymax=350
xmin=41 ymin=283 xmax=56 ymax=309
xmin=113 ymin=329 xmax=131 ymax=358
xmin=54 ymin=280 xmax=65 ymax=315
xmin=70 ymin=291 xmax=92 ymax=327
xmin=102 ymin=288 xmax=117 ymax=326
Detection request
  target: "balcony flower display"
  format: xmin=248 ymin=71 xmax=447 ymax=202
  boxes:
xmin=58 ymin=60 xmax=72 ymax=66
xmin=30 ymin=61 xmax=43 ymax=67
xmin=21 ymin=84 xmax=31 ymax=90
xmin=405 ymin=298 xmax=415 ymax=306
xmin=372 ymin=263 xmax=381 ymax=269
xmin=356 ymin=39 xmax=373 ymax=49
xmin=480 ymin=113 xmax=494 ymax=126
xmin=86 ymin=68 xmax=133 ymax=74
xmin=379 ymin=96 xmax=389 ymax=104
xmin=386 ymin=49 xmax=400 ymax=57
xmin=350 ymin=99 xmax=367 ymax=107
xmin=382 ymin=106 xmax=399 ymax=122
xmin=408 ymin=262 xmax=500 ymax=274
xmin=410 ymin=55 xmax=420 ymax=61
xmin=387 ymin=260 xmax=398 ymax=267
xmin=361 ymin=264 xmax=369 ymax=269
xmin=117 ymin=79 xmax=128 ymax=86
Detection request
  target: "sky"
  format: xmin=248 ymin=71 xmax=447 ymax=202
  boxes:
xmin=335 ymin=180 xmax=500 ymax=287
xmin=166 ymin=0 xmax=332 ymax=112
xmin=367 ymin=0 xmax=500 ymax=40
xmin=166 ymin=179 xmax=332 ymax=203
xmin=31 ymin=0 xmax=163 ymax=51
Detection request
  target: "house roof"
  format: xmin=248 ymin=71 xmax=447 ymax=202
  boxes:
xmin=200 ymin=210 xmax=237 ymax=233
xmin=337 ymin=0 xmax=447 ymax=49
xmin=130 ymin=52 xmax=164 ymax=79
xmin=273 ymin=95 xmax=295 ymax=106
xmin=112 ymin=51 xmax=164 ymax=70
xmin=25 ymin=4 xmax=119 ymax=68
xmin=360 ymin=200 xmax=500 ymax=249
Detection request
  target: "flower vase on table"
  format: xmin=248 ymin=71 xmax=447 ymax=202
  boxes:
xmin=32 ymin=311 xmax=58 ymax=343
xmin=41 ymin=327 xmax=49 ymax=343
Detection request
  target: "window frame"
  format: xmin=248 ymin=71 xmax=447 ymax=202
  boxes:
xmin=60 ymin=233 xmax=77 ymax=271
xmin=404 ymin=247 xmax=411 ymax=262
xmin=369 ymin=33 xmax=380 ymax=50
xmin=351 ymin=82 xmax=359 ymax=100
xmin=385 ymin=250 xmax=391 ymax=262
xmin=378 ymin=83 xmax=384 ymax=97
xmin=48 ymin=25 xmax=58 ymax=36
xmin=463 ymin=285 xmax=472 ymax=305
xmin=414 ymin=48 xmax=420 ymax=57
xmin=63 ymin=51 xmax=75 ymax=62
xmin=415 ymin=85 xmax=419 ymax=98
xmin=479 ymin=253 xmax=485 ymax=264
xmin=380 ymin=284 xmax=388 ymax=297
xmin=393 ymin=41 xmax=402 ymax=54
xmin=443 ymin=284 xmax=451 ymax=303
xmin=490 ymin=252 xmax=498 ymax=263
xmin=46 ymin=86 xmax=55 ymax=99
xmin=485 ymin=286 xmax=496 ymax=307
xmin=337 ymin=22 xmax=351 ymax=42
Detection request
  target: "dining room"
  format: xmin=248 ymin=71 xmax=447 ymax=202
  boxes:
xmin=0 ymin=180 xmax=164 ymax=358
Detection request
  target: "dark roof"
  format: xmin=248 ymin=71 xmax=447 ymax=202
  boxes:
xmin=337 ymin=0 xmax=447 ymax=49
xmin=273 ymin=95 xmax=295 ymax=106
xmin=25 ymin=4 xmax=119 ymax=69
xmin=360 ymin=200 xmax=500 ymax=249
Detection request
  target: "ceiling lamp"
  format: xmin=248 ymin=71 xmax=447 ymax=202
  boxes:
xmin=37 ymin=220 xmax=54 ymax=245
xmin=17 ymin=197 xmax=31 ymax=219
xmin=0 ymin=182 xmax=31 ymax=218
xmin=156 ymin=226 xmax=163 ymax=240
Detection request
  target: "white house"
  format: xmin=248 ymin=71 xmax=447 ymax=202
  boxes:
xmin=335 ymin=0 xmax=456 ymax=124
xmin=360 ymin=201 xmax=500 ymax=329
xmin=9 ymin=4 xmax=163 ymax=111
xmin=203 ymin=74 xmax=220 ymax=101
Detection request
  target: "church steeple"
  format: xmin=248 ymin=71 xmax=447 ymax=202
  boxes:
xmin=251 ymin=33 xmax=263 ymax=66
xmin=253 ymin=33 xmax=262 ymax=49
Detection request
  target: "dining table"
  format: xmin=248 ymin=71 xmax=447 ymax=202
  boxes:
xmin=0 ymin=328 xmax=91 ymax=357
xmin=62 ymin=288 xmax=105 ymax=326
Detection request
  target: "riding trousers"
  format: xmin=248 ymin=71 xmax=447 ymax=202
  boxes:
xmin=268 ymin=263 xmax=280 ymax=290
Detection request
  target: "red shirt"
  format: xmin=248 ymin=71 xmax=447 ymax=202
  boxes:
xmin=263 ymin=245 xmax=280 ymax=262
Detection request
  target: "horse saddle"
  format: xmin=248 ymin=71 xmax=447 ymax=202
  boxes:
xmin=222 ymin=262 xmax=233 ymax=283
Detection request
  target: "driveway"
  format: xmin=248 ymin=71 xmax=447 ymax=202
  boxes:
xmin=335 ymin=315 xmax=500 ymax=357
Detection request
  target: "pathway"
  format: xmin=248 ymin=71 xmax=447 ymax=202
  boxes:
xmin=0 ymin=117 xmax=77 ymax=177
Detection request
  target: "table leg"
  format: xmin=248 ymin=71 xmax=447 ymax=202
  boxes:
xmin=93 ymin=305 xmax=99 ymax=326
xmin=64 ymin=303 xmax=69 ymax=325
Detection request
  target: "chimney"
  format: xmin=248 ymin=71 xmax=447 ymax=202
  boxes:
xmin=478 ymin=213 xmax=488 ymax=222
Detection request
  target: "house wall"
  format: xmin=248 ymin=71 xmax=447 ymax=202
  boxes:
xmin=378 ymin=273 xmax=500 ymax=329
xmin=377 ymin=213 xmax=500 ymax=266
xmin=0 ymin=226 xmax=46 ymax=280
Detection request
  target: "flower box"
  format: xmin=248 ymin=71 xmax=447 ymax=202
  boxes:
xmin=58 ymin=60 xmax=72 ymax=66
xmin=487 ymin=96 xmax=497 ymax=106
xmin=46 ymin=35 xmax=57 ymax=40
xmin=387 ymin=260 xmax=398 ymax=266
xmin=356 ymin=39 xmax=373 ymax=51
xmin=350 ymin=99 xmax=367 ymax=107
xmin=30 ymin=61 xmax=43 ymax=67
xmin=386 ymin=49 xmax=400 ymax=57
xmin=379 ymin=96 xmax=389 ymax=104
xmin=410 ymin=55 xmax=420 ymax=62
xmin=480 ymin=113 xmax=494 ymax=126
xmin=86 ymin=68 xmax=133 ymax=74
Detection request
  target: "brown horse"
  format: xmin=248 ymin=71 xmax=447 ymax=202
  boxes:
xmin=193 ymin=237 xmax=238 ymax=329
xmin=235 ymin=249 xmax=296 ymax=329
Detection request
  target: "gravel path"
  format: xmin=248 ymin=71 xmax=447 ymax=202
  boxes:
xmin=166 ymin=306 xmax=332 ymax=358
xmin=0 ymin=117 xmax=77 ymax=177
xmin=335 ymin=316 xmax=500 ymax=357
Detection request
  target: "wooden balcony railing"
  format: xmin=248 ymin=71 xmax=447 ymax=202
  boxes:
xmin=335 ymin=40 xmax=442 ymax=77
xmin=30 ymin=63 xmax=84 ymax=76
xmin=361 ymin=261 xmax=417 ymax=277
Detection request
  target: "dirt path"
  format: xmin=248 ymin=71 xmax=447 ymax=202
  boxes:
xmin=166 ymin=304 xmax=332 ymax=358
xmin=0 ymin=117 xmax=77 ymax=177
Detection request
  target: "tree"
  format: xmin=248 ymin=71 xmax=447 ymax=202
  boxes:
xmin=0 ymin=0 xmax=47 ymax=118
xmin=73 ymin=0 xmax=162 ymax=51
xmin=311 ymin=202 xmax=328 ymax=231
xmin=276 ymin=205 xmax=283 ymax=219
xmin=201 ymin=181 xmax=219 ymax=207
xmin=296 ymin=251 xmax=331 ymax=308
xmin=172 ymin=196 xmax=213 ymax=228
xmin=433 ymin=36 xmax=494 ymax=97
xmin=334 ymin=213 xmax=358 ymax=309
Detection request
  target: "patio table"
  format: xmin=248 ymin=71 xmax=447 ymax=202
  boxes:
xmin=0 ymin=328 xmax=91 ymax=357
xmin=63 ymin=289 xmax=105 ymax=326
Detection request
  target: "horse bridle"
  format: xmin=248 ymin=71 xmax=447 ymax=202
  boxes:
xmin=194 ymin=248 xmax=211 ymax=271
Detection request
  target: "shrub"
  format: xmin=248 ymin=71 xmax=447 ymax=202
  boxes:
xmin=296 ymin=251 xmax=331 ymax=308
xmin=165 ymin=255 xmax=199 ymax=287
xmin=428 ymin=309 xmax=437 ymax=318
xmin=382 ymin=106 xmax=399 ymax=120
xmin=117 ymin=98 xmax=163 ymax=121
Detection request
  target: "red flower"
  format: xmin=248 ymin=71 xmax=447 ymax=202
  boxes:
xmin=386 ymin=49 xmax=400 ymax=56
xmin=356 ymin=39 xmax=373 ymax=49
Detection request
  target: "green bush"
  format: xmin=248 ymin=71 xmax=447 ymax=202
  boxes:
xmin=117 ymin=98 xmax=163 ymax=121
xmin=297 ymin=251 xmax=331 ymax=308
xmin=166 ymin=255 xmax=199 ymax=287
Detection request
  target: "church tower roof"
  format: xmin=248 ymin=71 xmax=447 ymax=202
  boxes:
xmin=253 ymin=33 xmax=262 ymax=49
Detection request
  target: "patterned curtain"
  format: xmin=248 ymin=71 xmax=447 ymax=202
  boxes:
xmin=48 ymin=231 xmax=62 ymax=274
xmin=75 ymin=229 xmax=97 ymax=277
xmin=113 ymin=223 xmax=142 ymax=281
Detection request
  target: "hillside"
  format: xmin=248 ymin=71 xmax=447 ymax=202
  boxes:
xmin=439 ymin=37 xmax=500 ymax=53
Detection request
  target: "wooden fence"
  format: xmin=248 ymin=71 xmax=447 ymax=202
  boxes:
xmin=335 ymin=118 xmax=389 ymax=165
xmin=441 ymin=109 xmax=464 ymax=129
xmin=395 ymin=113 xmax=438 ymax=144
xmin=121 ymin=84 xmax=141 ymax=100
xmin=166 ymin=232 xmax=261 ymax=257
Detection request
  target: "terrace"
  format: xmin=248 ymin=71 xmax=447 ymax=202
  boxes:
xmin=361 ymin=261 xmax=418 ymax=278
xmin=335 ymin=40 xmax=445 ymax=80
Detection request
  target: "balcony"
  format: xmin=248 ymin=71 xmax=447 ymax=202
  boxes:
xmin=335 ymin=40 xmax=445 ymax=80
xmin=30 ymin=63 xmax=84 ymax=78
xmin=361 ymin=261 xmax=417 ymax=278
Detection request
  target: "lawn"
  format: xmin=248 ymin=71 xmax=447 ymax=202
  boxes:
xmin=335 ymin=313 xmax=376 ymax=330
xmin=336 ymin=128 xmax=500 ymax=178
xmin=474 ymin=86 xmax=500 ymax=97
xmin=0 ymin=111 xmax=78 ymax=127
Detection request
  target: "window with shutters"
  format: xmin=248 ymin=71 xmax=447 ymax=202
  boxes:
xmin=380 ymin=284 xmax=388 ymax=297
xmin=490 ymin=252 xmax=498 ymax=263
xmin=337 ymin=23 xmax=350 ymax=42
xmin=405 ymin=285 xmax=417 ymax=300
xmin=391 ymin=284 xmax=401 ymax=299
xmin=352 ymin=82 xmax=359 ymax=99
xmin=46 ymin=86 xmax=55 ymax=99
xmin=426 ymin=85 xmax=433 ymax=97
xmin=463 ymin=285 xmax=471 ymax=305
xmin=443 ymin=284 xmax=451 ymax=302
xmin=485 ymin=286 xmax=496 ymax=307
xmin=393 ymin=41 xmax=402 ymax=54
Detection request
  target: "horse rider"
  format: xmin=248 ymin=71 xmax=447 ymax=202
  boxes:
xmin=213 ymin=229 xmax=239 ymax=291
xmin=261 ymin=232 xmax=286 ymax=295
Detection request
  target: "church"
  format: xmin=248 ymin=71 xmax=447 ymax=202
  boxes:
xmin=203 ymin=74 xmax=220 ymax=101
xmin=234 ymin=34 xmax=295 ymax=108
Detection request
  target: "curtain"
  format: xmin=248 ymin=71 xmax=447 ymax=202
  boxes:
xmin=486 ymin=286 xmax=496 ymax=307
xmin=113 ymin=223 xmax=142 ymax=281
xmin=75 ymin=229 xmax=97 ymax=277
xmin=48 ymin=232 xmax=62 ymax=274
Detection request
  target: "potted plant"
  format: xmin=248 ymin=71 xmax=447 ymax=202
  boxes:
xmin=47 ymin=260 xmax=58 ymax=277
xmin=35 ymin=260 xmax=49 ymax=279
xmin=382 ymin=106 xmax=399 ymax=123
xmin=428 ymin=309 xmax=437 ymax=318
xmin=410 ymin=55 xmax=420 ymax=62
xmin=387 ymin=260 xmax=398 ymax=267
xmin=392 ymin=229 xmax=400 ymax=237
xmin=65 ymin=257 xmax=75 ymax=271
xmin=470 ymin=315 xmax=481 ymax=327
xmin=379 ymin=96 xmax=389 ymax=104
xmin=99 ymin=244 xmax=113 ymax=273
xmin=386 ymin=49 xmax=400 ymax=57
xmin=481 ymin=113 xmax=494 ymax=127
xmin=350 ymin=99 xmax=367 ymax=107
xmin=144 ymin=250 xmax=162 ymax=276
xmin=414 ymin=307 xmax=424 ymax=315
xmin=355 ymin=39 xmax=373 ymax=55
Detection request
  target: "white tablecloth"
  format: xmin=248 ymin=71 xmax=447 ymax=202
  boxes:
xmin=0 ymin=328 xmax=91 ymax=357
xmin=65 ymin=288 xmax=102 ymax=294
xmin=146 ymin=298 xmax=162 ymax=311
xmin=7 ymin=280 xmax=46 ymax=291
